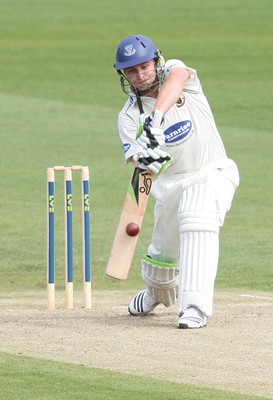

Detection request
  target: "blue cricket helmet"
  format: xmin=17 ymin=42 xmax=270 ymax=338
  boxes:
xmin=114 ymin=35 xmax=159 ymax=71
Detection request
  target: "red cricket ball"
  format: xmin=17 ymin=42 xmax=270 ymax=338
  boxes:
xmin=126 ymin=222 xmax=140 ymax=237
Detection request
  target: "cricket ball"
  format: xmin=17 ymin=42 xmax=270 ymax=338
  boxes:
xmin=126 ymin=222 xmax=140 ymax=237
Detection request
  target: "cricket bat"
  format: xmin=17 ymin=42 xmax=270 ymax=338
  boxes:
xmin=106 ymin=167 xmax=154 ymax=280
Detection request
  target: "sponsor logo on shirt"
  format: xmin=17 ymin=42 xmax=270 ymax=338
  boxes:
xmin=124 ymin=143 xmax=131 ymax=153
xmin=164 ymin=120 xmax=192 ymax=144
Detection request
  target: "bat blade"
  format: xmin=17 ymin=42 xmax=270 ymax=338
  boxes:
xmin=106 ymin=167 xmax=154 ymax=280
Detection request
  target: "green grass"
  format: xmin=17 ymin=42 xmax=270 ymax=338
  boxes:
xmin=0 ymin=0 xmax=272 ymax=398
xmin=0 ymin=353 xmax=268 ymax=400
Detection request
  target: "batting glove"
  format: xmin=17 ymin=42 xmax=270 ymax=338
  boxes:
xmin=136 ymin=111 xmax=165 ymax=149
xmin=133 ymin=147 xmax=172 ymax=176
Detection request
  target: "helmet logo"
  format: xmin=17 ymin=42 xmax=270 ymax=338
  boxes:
xmin=124 ymin=44 xmax=136 ymax=57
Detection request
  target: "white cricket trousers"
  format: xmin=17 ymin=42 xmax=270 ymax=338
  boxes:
xmin=147 ymin=157 xmax=239 ymax=315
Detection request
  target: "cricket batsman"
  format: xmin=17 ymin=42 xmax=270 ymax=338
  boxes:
xmin=114 ymin=34 xmax=239 ymax=328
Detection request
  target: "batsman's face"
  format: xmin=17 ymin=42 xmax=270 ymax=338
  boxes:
xmin=124 ymin=60 xmax=157 ymax=92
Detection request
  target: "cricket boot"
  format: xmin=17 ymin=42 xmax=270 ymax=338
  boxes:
xmin=128 ymin=290 xmax=159 ymax=316
xmin=178 ymin=305 xmax=207 ymax=329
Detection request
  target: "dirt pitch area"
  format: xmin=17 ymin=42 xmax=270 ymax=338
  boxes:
xmin=0 ymin=290 xmax=272 ymax=398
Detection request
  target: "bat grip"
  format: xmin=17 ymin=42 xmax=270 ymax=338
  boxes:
xmin=136 ymin=91 xmax=144 ymax=114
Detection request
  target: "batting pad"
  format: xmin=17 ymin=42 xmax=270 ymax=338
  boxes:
xmin=141 ymin=255 xmax=179 ymax=307
xmin=178 ymin=184 xmax=219 ymax=316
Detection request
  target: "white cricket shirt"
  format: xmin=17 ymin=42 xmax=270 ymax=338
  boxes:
xmin=118 ymin=59 xmax=227 ymax=176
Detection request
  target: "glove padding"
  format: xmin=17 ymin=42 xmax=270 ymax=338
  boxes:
xmin=133 ymin=147 xmax=172 ymax=175
xmin=136 ymin=112 xmax=165 ymax=149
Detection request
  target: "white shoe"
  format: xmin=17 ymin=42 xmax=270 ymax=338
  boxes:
xmin=178 ymin=306 xmax=207 ymax=329
xmin=128 ymin=290 xmax=159 ymax=316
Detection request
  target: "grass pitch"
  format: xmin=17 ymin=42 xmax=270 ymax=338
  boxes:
xmin=0 ymin=352 xmax=269 ymax=400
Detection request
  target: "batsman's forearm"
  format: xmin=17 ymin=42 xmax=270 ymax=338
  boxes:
xmin=153 ymin=68 xmax=190 ymax=115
